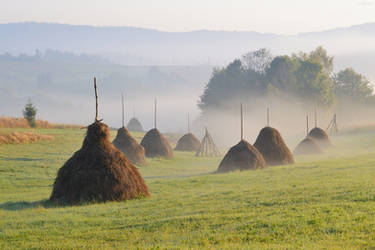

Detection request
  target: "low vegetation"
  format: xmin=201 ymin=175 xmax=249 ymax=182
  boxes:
xmin=1 ymin=126 xmax=375 ymax=248
xmin=0 ymin=132 xmax=53 ymax=145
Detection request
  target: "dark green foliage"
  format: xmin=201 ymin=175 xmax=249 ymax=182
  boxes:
xmin=23 ymin=99 xmax=37 ymax=127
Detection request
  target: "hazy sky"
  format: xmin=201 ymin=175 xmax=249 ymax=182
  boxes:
xmin=2 ymin=0 xmax=375 ymax=34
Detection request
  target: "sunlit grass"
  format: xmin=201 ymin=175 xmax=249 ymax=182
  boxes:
xmin=1 ymin=127 xmax=375 ymax=248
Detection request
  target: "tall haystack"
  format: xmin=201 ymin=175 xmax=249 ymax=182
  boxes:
xmin=308 ymin=127 xmax=331 ymax=147
xmin=112 ymin=93 xmax=146 ymax=165
xmin=140 ymin=99 xmax=173 ymax=158
xmin=217 ymin=140 xmax=266 ymax=173
xmin=195 ymin=127 xmax=219 ymax=157
xmin=254 ymin=127 xmax=294 ymax=166
xmin=50 ymin=78 xmax=149 ymax=204
xmin=175 ymin=113 xmax=201 ymax=151
xmin=175 ymin=133 xmax=200 ymax=151
xmin=294 ymin=137 xmax=322 ymax=155
xmin=113 ymin=127 xmax=146 ymax=165
xmin=127 ymin=117 xmax=144 ymax=132
xmin=141 ymin=128 xmax=173 ymax=158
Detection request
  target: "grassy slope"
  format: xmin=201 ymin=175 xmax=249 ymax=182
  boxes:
xmin=0 ymin=127 xmax=375 ymax=249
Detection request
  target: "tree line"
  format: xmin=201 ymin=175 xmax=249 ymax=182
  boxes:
xmin=199 ymin=47 xmax=374 ymax=112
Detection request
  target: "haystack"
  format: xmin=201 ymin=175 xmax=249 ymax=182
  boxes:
xmin=141 ymin=128 xmax=173 ymax=158
xmin=308 ymin=127 xmax=331 ymax=147
xmin=113 ymin=127 xmax=146 ymax=165
xmin=50 ymin=78 xmax=149 ymax=204
xmin=217 ymin=140 xmax=266 ymax=173
xmin=254 ymin=127 xmax=294 ymax=166
xmin=127 ymin=117 xmax=144 ymax=132
xmin=175 ymin=133 xmax=200 ymax=151
xmin=294 ymin=137 xmax=322 ymax=155
xmin=50 ymin=121 xmax=149 ymax=204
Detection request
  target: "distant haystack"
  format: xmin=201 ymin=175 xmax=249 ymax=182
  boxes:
xmin=217 ymin=140 xmax=266 ymax=173
xmin=254 ymin=127 xmax=294 ymax=166
xmin=294 ymin=137 xmax=322 ymax=155
xmin=308 ymin=127 xmax=331 ymax=147
xmin=175 ymin=133 xmax=201 ymax=151
xmin=195 ymin=128 xmax=219 ymax=157
xmin=175 ymin=113 xmax=200 ymax=152
xmin=113 ymin=127 xmax=146 ymax=165
xmin=127 ymin=117 xmax=144 ymax=132
xmin=141 ymin=128 xmax=173 ymax=158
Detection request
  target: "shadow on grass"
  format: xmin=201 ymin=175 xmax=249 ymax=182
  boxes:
xmin=1 ymin=157 xmax=44 ymax=162
xmin=0 ymin=199 xmax=69 ymax=211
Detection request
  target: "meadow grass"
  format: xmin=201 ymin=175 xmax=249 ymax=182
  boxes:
xmin=0 ymin=127 xmax=375 ymax=249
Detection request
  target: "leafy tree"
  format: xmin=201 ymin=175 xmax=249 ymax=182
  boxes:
xmin=294 ymin=60 xmax=335 ymax=106
xmin=293 ymin=46 xmax=333 ymax=74
xmin=333 ymin=68 xmax=373 ymax=102
xmin=23 ymin=99 xmax=37 ymax=127
xmin=266 ymin=56 xmax=298 ymax=92
xmin=198 ymin=59 xmax=265 ymax=110
xmin=241 ymin=48 xmax=273 ymax=74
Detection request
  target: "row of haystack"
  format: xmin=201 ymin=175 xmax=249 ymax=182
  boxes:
xmin=49 ymin=79 xmax=332 ymax=205
xmin=217 ymin=126 xmax=331 ymax=173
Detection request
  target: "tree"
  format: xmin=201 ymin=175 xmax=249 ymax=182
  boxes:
xmin=293 ymin=46 xmax=333 ymax=74
xmin=198 ymin=59 xmax=266 ymax=111
xmin=23 ymin=99 xmax=37 ymax=127
xmin=333 ymin=68 xmax=373 ymax=102
xmin=241 ymin=48 xmax=273 ymax=74
xmin=266 ymin=56 xmax=298 ymax=91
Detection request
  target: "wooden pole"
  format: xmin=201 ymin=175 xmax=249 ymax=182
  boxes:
xmin=188 ymin=113 xmax=190 ymax=133
xmin=314 ymin=105 xmax=317 ymax=128
xmin=121 ymin=92 xmax=125 ymax=127
xmin=306 ymin=115 xmax=309 ymax=136
xmin=267 ymin=107 xmax=269 ymax=127
xmin=240 ymin=103 xmax=243 ymax=140
xmin=133 ymin=106 xmax=135 ymax=118
xmin=154 ymin=98 xmax=157 ymax=129
xmin=94 ymin=77 xmax=98 ymax=122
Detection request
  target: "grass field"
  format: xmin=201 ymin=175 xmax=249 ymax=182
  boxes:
xmin=1 ymin=126 xmax=375 ymax=249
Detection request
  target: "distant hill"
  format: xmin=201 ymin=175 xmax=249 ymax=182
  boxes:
xmin=1 ymin=22 xmax=375 ymax=67
xmin=1 ymin=22 xmax=375 ymax=130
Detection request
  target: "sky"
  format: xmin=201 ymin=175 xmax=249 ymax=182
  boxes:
xmin=1 ymin=0 xmax=375 ymax=34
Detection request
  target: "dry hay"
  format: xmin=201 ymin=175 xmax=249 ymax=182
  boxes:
xmin=0 ymin=132 xmax=53 ymax=144
xmin=113 ymin=127 xmax=146 ymax=165
xmin=174 ymin=133 xmax=201 ymax=151
xmin=308 ymin=127 xmax=331 ymax=147
xmin=217 ymin=140 xmax=266 ymax=173
xmin=294 ymin=137 xmax=322 ymax=155
xmin=0 ymin=116 xmax=52 ymax=128
xmin=254 ymin=127 xmax=294 ymax=166
xmin=140 ymin=128 xmax=173 ymax=158
xmin=127 ymin=117 xmax=144 ymax=132
xmin=50 ymin=121 xmax=149 ymax=204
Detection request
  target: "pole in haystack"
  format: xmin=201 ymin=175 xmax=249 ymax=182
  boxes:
xmin=306 ymin=115 xmax=309 ymax=136
xmin=154 ymin=98 xmax=157 ymax=129
xmin=121 ymin=92 xmax=125 ymax=127
xmin=314 ymin=105 xmax=317 ymax=128
xmin=240 ymin=103 xmax=244 ymax=140
xmin=267 ymin=107 xmax=270 ymax=127
xmin=94 ymin=77 xmax=99 ymax=122
xmin=188 ymin=113 xmax=190 ymax=133
xmin=50 ymin=77 xmax=149 ymax=204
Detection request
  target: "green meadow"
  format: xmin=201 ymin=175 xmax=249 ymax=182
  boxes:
xmin=1 ymin=127 xmax=375 ymax=249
